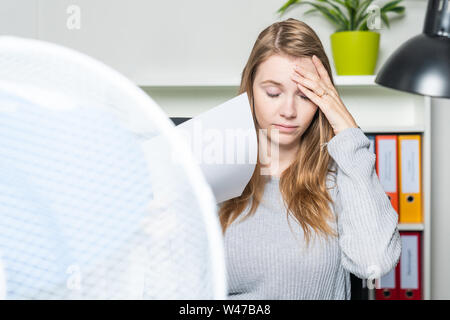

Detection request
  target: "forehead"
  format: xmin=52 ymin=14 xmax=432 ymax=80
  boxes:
xmin=256 ymin=54 xmax=316 ymax=79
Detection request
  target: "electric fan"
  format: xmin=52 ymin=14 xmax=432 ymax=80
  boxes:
xmin=0 ymin=36 xmax=227 ymax=299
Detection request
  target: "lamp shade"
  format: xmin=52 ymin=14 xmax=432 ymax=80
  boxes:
xmin=375 ymin=0 xmax=450 ymax=98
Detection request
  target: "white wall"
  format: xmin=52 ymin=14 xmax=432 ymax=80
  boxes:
xmin=2 ymin=0 xmax=429 ymax=86
xmin=431 ymin=97 xmax=450 ymax=300
xmin=0 ymin=0 xmax=38 ymax=38
xmin=1 ymin=0 xmax=449 ymax=299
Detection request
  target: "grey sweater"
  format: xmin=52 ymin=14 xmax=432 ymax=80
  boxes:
xmin=223 ymin=127 xmax=401 ymax=300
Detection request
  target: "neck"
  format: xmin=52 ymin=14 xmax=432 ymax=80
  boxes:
xmin=259 ymin=135 xmax=299 ymax=178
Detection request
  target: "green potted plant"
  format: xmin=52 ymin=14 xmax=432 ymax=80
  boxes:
xmin=277 ymin=0 xmax=406 ymax=75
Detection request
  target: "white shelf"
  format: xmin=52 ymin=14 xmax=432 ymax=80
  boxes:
xmin=361 ymin=126 xmax=425 ymax=133
xmin=334 ymin=75 xmax=377 ymax=86
xmin=398 ymin=223 xmax=425 ymax=231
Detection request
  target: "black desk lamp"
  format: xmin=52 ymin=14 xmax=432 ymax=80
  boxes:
xmin=375 ymin=0 xmax=450 ymax=98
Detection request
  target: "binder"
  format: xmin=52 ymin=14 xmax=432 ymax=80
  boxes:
xmin=350 ymin=273 xmax=369 ymax=300
xmin=170 ymin=117 xmax=191 ymax=126
xmin=375 ymin=135 xmax=399 ymax=214
xmin=398 ymin=231 xmax=422 ymax=299
xmin=367 ymin=135 xmax=375 ymax=155
xmin=398 ymin=135 xmax=423 ymax=223
xmin=375 ymin=263 xmax=400 ymax=300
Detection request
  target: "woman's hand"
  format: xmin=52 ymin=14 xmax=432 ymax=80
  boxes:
xmin=291 ymin=55 xmax=359 ymax=136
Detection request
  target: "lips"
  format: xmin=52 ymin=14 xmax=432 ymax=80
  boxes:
xmin=274 ymin=124 xmax=298 ymax=128
xmin=272 ymin=124 xmax=298 ymax=133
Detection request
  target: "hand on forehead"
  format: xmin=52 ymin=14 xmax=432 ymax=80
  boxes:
xmin=292 ymin=56 xmax=318 ymax=76
xmin=254 ymin=54 xmax=324 ymax=96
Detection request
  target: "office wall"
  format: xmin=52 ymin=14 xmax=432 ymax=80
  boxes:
xmin=1 ymin=0 xmax=428 ymax=86
xmin=0 ymin=0 xmax=38 ymax=38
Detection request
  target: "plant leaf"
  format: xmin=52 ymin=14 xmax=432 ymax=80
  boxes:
xmin=328 ymin=0 xmax=347 ymax=7
xmin=295 ymin=1 xmax=349 ymax=30
xmin=354 ymin=0 xmax=374 ymax=27
xmin=355 ymin=12 xmax=369 ymax=30
xmin=380 ymin=11 xmax=390 ymax=28
xmin=317 ymin=0 xmax=350 ymax=28
xmin=383 ymin=6 xmax=405 ymax=14
xmin=381 ymin=0 xmax=403 ymax=12
xmin=359 ymin=23 xmax=369 ymax=31
xmin=343 ymin=0 xmax=358 ymax=29
xmin=275 ymin=0 xmax=404 ymax=32
xmin=276 ymin=0 xmax=301 ymax=15
xmin=344 ymin=0 xmax=358 ymax=9
xmin=304 ymin=8 xmax=319 ymax=14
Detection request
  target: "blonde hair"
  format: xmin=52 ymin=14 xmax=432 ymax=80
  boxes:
xmin=218 ymin=18 xmax=338 ymax=247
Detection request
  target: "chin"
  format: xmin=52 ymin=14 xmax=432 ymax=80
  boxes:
xmin=270 ymin=135 xmax=298 ymax=146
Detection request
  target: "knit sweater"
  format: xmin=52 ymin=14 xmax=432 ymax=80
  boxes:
xmin=222 ymin=127 xmax=402 ymax=300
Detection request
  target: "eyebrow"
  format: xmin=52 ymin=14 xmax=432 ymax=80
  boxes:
xmin=260 ymin=79 xmax=306 ymax=96
xmin=260 ymin=79 xmax=284 ymax=87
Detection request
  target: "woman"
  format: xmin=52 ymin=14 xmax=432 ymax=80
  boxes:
xmin=218 ymin=18 xmax=401 ymax=300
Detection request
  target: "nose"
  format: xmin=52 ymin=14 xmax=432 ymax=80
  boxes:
xmin=279 ymin=96 xmax=296 ymax=118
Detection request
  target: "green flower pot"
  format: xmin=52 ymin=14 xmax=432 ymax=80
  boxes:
xmin=330 ymin=31 xmax=380 ymax=75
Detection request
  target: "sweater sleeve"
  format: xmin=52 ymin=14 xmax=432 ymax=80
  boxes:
xmin=326 ymin=127 xmax=401 ymax=280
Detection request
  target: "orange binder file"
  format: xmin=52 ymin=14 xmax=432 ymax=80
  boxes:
xmin=375 ymin=135 xmax=399 ymax=214
xmin=398 ymin=231 xmax=422 ymax=300
xmin=398 ymin=135 xmax=422 ymax=223
xmin=375 ymin=263 xmax=400 ymax=300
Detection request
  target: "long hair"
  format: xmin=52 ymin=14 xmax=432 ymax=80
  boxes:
xmin=218 ymin=18 xmax=338 ymax=247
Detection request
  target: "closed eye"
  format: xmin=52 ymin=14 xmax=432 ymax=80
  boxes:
xmin=266 ymin=92 xmax=309 ymax=100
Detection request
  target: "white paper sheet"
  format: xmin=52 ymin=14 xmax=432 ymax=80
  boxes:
xmin=175 ymin=93 xmax=258 ymax=203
